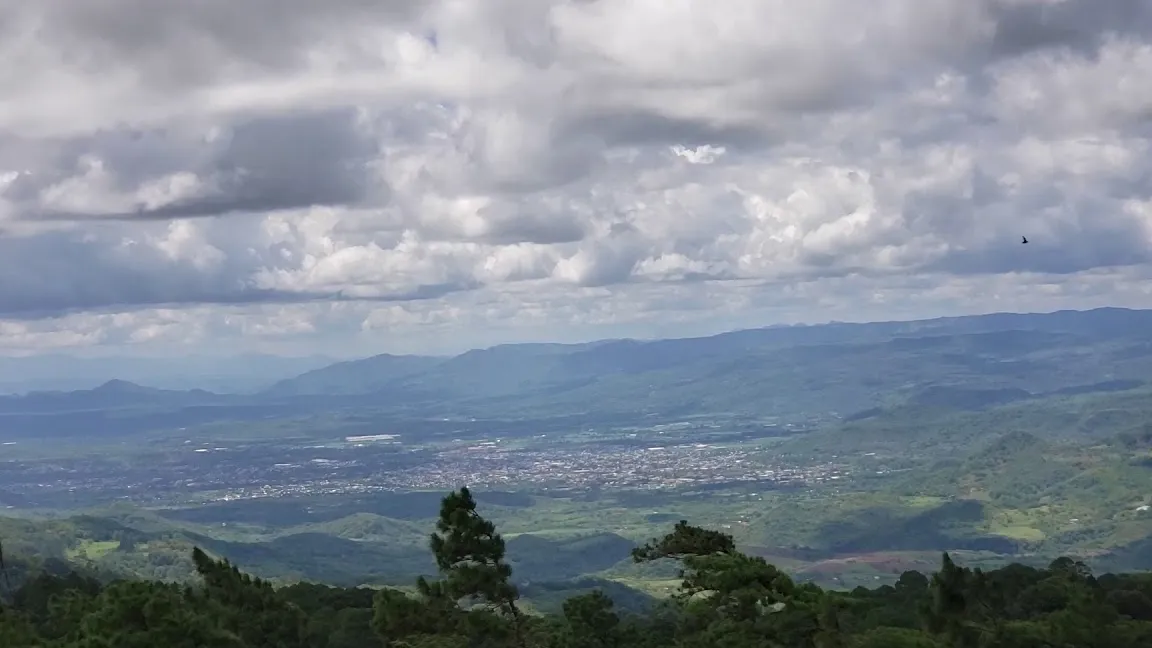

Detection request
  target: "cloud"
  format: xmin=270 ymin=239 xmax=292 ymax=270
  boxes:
xmin=988 ymin=0 xmax=1152 ymax=58
xmin=11 ymin=108 xmax=379 ymax=221
xmin=1 ymin=0 xmax=1152 ymax=354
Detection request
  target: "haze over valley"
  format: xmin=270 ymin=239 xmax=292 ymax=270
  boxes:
xmin=3 ymin=306 xmax=1152 ymax=596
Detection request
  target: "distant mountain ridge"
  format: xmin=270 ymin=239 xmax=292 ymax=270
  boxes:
xmin=262 ymin=307 xmax=1152 ymax=398
xmin=0 ymin=353 xmax=337 ymax=395
xmin=0 ymin=379 xmax=229 ymax=413
xmin=3 ymin=306 xmax=1152 ymax=429
xmin=263 ymin=354 xmax=445 ymax=397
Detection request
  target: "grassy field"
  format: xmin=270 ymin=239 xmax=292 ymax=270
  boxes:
xmin=65 ymin=539 xmax=121 ymax=560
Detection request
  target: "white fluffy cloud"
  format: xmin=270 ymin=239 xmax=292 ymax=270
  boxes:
xmin=2 ymin=0 xmax=1152 ymax=356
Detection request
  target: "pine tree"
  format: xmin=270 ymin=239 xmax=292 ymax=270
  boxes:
xmin=375 ymin=487 xmax=526 ymax=648
xmin=428 ymin=487 xmax=525 ymax=646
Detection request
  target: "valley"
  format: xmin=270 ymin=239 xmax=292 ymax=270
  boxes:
xmin=4 ymin=307 xmax=1152 ymax=606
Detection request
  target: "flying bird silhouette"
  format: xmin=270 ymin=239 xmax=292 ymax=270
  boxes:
xmin=1021 ymin=236 xmax=1028 ymax=244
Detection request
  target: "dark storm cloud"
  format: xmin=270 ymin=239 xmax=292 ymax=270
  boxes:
xmin=556 ymin=0 xmax=1152 ymax=154
xmin=0 ymin=230 xmax=311 ymax=318
xmin=0 ymin=130 xmax=206 ymax=208
xmin=988 ymin=0 xmax=1152 ymax=59
xmin=0 ymin=228 xmax=481 ymax=318
xmin=29 ymin=109 xmax=380 ymax=221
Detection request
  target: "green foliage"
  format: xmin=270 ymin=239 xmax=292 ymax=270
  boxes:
xmin=428 ymin=487 xmax=520 ymax=615
xmin=848 ymin=626 xmax=943 ymax=647
xmin=632 ymin=520 xmax=736 ymax=561
xmin=373 ymin=487 xmax=528 ymax=648
xmin=190 ymin=547 xmax=311 ymax=647
xmin=63 ymin=580 xmax=245 ymax=648
xmin=552 ymin=591 xmax=622 ymax=648
xmin=7 ymin=491 xmax=1152 ymax=646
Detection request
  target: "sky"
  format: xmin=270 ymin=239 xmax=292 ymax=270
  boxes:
xmin=2 ymin=0 xmax=1152 ymax=359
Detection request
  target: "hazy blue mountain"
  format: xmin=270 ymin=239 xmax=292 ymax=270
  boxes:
xmin=257 ymin=308 xmax=1152 ymax=410
xmin=0 ymin=379 xmax=229 ymax=413
xmin=4 ymin=307 xmax=1152 ymax=434
xmin=0 ymin=353 xmax=337 ymax=394
xmin=263 ymin=353 xmax=445 ymax=396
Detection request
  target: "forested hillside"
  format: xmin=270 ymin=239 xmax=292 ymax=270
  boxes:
xmin=4 ymin=488 xmax=1152 ymax=647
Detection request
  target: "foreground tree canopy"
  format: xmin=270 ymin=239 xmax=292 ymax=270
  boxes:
xmin=4 ymin=487 xmax=1152 ymax=647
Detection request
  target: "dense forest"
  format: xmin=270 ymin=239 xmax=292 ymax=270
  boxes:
xmin=4 ymin=488 xmax=1152 ymax=647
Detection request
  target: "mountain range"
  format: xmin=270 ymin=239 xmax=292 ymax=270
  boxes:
xmin=3 ymin=306 xmax=1152 ymax=435
xmin=0 ymin=353 xmax=336 ymax=395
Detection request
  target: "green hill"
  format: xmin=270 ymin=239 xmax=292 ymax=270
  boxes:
xmin=506 ymin=532 xmax=637 ymax=582
xmin=286 ymin=513 xmax=429 ymax=544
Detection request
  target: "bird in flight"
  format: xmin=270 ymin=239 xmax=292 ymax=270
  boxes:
xmin=1021 ymin=236 xmax=1029 ymax=244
